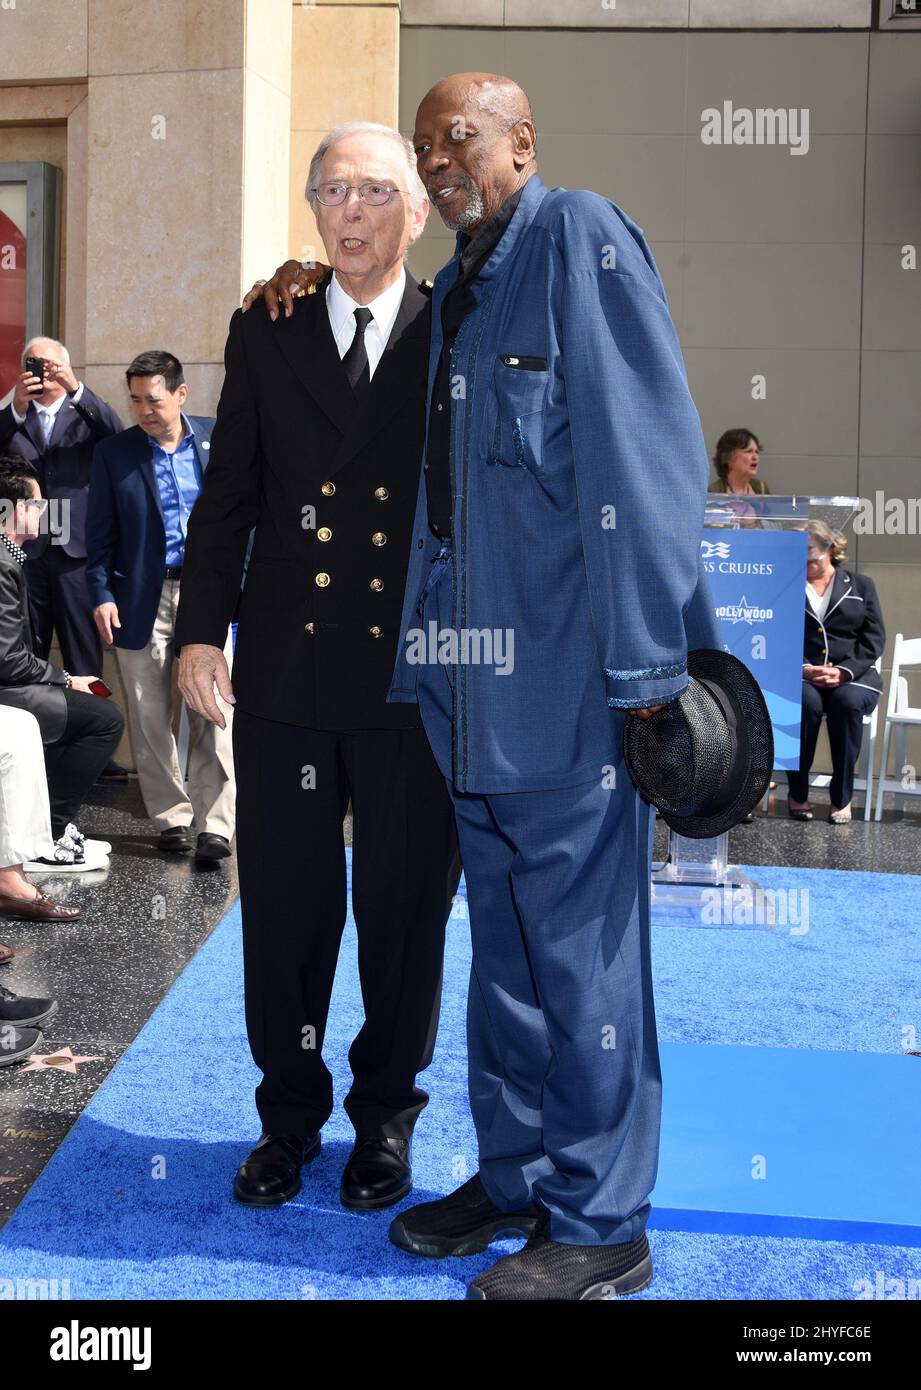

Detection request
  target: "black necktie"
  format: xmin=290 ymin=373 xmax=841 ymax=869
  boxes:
xmin=343 ymin=306 xmax=373 ymax=402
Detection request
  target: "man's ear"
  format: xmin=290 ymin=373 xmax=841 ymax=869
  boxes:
xmin=409 ymin=198 xmax=430 ymax=244
xmin=511 ymin=119 xmax=536 ymax=169
xmin=176 ymin=383 xmax=190 ymax=407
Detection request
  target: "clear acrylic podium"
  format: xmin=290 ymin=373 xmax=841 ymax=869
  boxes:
xmin=651 ymin=495 xmax=860 ymax=929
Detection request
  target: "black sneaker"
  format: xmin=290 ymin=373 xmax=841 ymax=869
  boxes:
xmin=389 ymin=1172 xmax=541 ymax=1258
xmin=466 ymin=1209 xmax=654 ymax=1300
xmin=0 ymin=985 xmax=58 ymax=1030
xmin=0 ymin=1025 xmax=43 ymax=1066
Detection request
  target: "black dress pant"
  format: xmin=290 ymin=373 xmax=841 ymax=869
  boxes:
xmin=27 ymin=546 xmax=103 ymax=677
xmin=44 ymin=689 xmax=125 ymax=838
xmin=232 ymin=709 xmax=461 ymax=1139
xmin=787 ymin=679 xmax=880 ymax=809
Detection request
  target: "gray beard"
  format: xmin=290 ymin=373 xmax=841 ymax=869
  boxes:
xmin=437 ymin=184 xmax=486 ymax=232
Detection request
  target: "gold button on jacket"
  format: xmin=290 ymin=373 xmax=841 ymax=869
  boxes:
xmin=321 ymin=481 xmax=335 ymax=496
xmin=317 ymin=527 xmax=332 ymax=542
xmin=371 ymin=531 xmax=387 ymax=546
xmin=315 ymin=572 xmax=330 ymax=587
xmin=374 ymin=486 xmax=389 ymax=500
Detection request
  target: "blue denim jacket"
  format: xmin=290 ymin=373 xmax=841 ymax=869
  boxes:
xmin=388 ymin=174 xmax=721 ymax=793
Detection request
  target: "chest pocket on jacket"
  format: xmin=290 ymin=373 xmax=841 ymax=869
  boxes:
xmin=488 ymin=355 xmax=549 ymax=471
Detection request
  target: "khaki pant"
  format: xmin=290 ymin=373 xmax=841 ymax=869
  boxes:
xmin=116 ymin=577 xmax=235 ymax=839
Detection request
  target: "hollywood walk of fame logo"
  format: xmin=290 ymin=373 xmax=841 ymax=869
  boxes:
xmin=21 ymin=1048 xmax=103 ymax=1075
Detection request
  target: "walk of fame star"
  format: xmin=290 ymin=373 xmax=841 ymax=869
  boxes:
xmin=21 ymin=1047 xmax=103 ymax=1074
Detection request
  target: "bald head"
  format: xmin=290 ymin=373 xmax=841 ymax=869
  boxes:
xmin=413 ymin=72 xmax=537 ymax=235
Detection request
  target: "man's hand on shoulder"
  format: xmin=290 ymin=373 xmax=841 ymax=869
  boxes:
xmin=178 ymin=643 xmax=236 ymax=729
xmin=242 ymin=259 xmax=330 ymax=320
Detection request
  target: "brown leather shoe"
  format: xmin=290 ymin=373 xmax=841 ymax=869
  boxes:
xmin=0 ymin=889 xmax=81 ymax=922
xmin=0 ymin=942 xmax=14 ymax=964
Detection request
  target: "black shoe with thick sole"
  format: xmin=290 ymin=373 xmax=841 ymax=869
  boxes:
xmin=233 ymin=1132 xmax=321 ymax=1207
xmin=466 ymin=1211 xmax=654 ymax=1300
xmin=0 ymin=985 xmax=57 ymax=1030
xmin=98 ymin=761 xmax=129 ymax=783
xmin=0 ymin=1025 xmax=42 ymax=1067
xmin=195 ymin=832 xmax=232 ymax=862
xmin=341 ymin=1135 xmax=412 ymax=1211
xmin=389 ymin=1172 xmax=541 ymax=1258
xmin=158 ymin=827 xmax=194 ymax=854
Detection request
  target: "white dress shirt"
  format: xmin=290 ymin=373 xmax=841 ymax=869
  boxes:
xmin=325 ymin=268 xmax=406 ymax=379
xmin=11 ymin=381 xmax=84 ymax=427
xmin=806 ymin=580 xmax=833 ymax=623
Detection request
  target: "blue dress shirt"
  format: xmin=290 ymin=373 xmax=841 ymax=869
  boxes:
xmin=149 ymin=413 xmax=203 ymax=567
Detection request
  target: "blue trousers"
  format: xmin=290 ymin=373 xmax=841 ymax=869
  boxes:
xmin=415 ymin=549 xmax=661 ymax=1245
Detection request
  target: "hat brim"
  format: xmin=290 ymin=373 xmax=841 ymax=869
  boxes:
xmin=656 ymin=649 xmax=773 ymax=839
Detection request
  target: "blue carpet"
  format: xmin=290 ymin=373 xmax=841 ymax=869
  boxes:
xmin=1 ymin=861 xmax=919 ymax=1300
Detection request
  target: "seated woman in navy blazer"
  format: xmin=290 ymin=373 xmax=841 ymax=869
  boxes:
xmin=788 ymin=521 xmax=885 ymax=824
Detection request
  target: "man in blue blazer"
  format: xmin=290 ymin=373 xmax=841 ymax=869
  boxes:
xmin=383 ymin=73 xmax=722 ymax=1299
xmin=86 ymin=351 xmax=235 ymax=861
xmin=0 ymin=337 xmax=122 ymax=677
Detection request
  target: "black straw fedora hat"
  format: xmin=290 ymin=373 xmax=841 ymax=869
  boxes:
xmin=623 ymin=649 xmax=774 ymax=839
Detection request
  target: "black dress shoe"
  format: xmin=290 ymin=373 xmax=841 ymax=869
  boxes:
xmin=466 ymin=1209 xmax=653 ymax=1300
xmin=195 ymin=832 xmax=232 ymax=861
xmin=158 ymin=826 xmax=194 ymax=853
xmin=98 ymin=761 xmax=129 ymax=783
xmin=341 ymin=1135 xmax=413 ymax=1210
xmin=233 ymin=1132 xmax=321 ymax=1207
xmin=389 ymin=1172 xmax=541 ymax=1257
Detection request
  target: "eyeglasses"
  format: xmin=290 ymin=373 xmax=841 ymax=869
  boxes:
xmin=21 ymin=498 xmax=47 ymax=512
xmin=313 ymin=182 xmax=407 ymax=207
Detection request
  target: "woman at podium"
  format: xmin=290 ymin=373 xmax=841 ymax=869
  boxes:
xmin=708 ymin=428 xmax=771 ymax=497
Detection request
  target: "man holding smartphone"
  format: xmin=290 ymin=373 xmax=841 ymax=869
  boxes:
xmin=0 ymin=456 xmax=123 ymax=871
xmin=0 ymin=339 xmax=122 ymax=684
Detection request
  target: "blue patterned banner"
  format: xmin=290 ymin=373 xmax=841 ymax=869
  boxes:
xmin=701 ymin=529 xmax=807 ymax=770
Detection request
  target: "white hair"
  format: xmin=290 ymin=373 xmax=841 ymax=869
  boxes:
xmin=305 ymin=122 xmax=427 ymax=214
xmin=22 ymin=336 xmax=69 ymax=366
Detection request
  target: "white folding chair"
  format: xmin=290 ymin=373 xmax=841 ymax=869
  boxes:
xmin=764 ymin=656 xmax=882 ymax=820
xmin=874 ymin=634 xmax=921 ymax=821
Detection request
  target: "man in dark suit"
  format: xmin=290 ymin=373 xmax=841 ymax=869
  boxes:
xmin=0 ymin=456 xmax=123 ymax=871
xmin=175 ymin=123 xmax=460 ymax=1213
xmin=86 ymin=352 xmax=235 ymax=862
xmin=0 ymin=338 xmax=122 ymax=677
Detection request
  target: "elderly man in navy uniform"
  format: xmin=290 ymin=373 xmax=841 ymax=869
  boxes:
xmin=175 ymin=123 xmax=459 ymax=1212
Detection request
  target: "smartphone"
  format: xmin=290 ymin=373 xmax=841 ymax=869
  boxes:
xmin=24 ymin=355 xmax=46 ymax=392
xmin=88 ymin=679 xmax=113 ymax=697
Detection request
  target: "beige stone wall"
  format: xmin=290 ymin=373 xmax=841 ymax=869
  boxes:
xmin=288 ymin=1 xmax=400 ymax=270
xmin=0 ymin=0 xmax=299 ymax=767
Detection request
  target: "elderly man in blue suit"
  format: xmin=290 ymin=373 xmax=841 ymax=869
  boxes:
xmin=244 ymin=70 xmax=722 ymax=1299
xmin=86 ymin=351 xmax=235 ymax=861
xmin=380 ymin=73 xmax=723 ymax=1301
